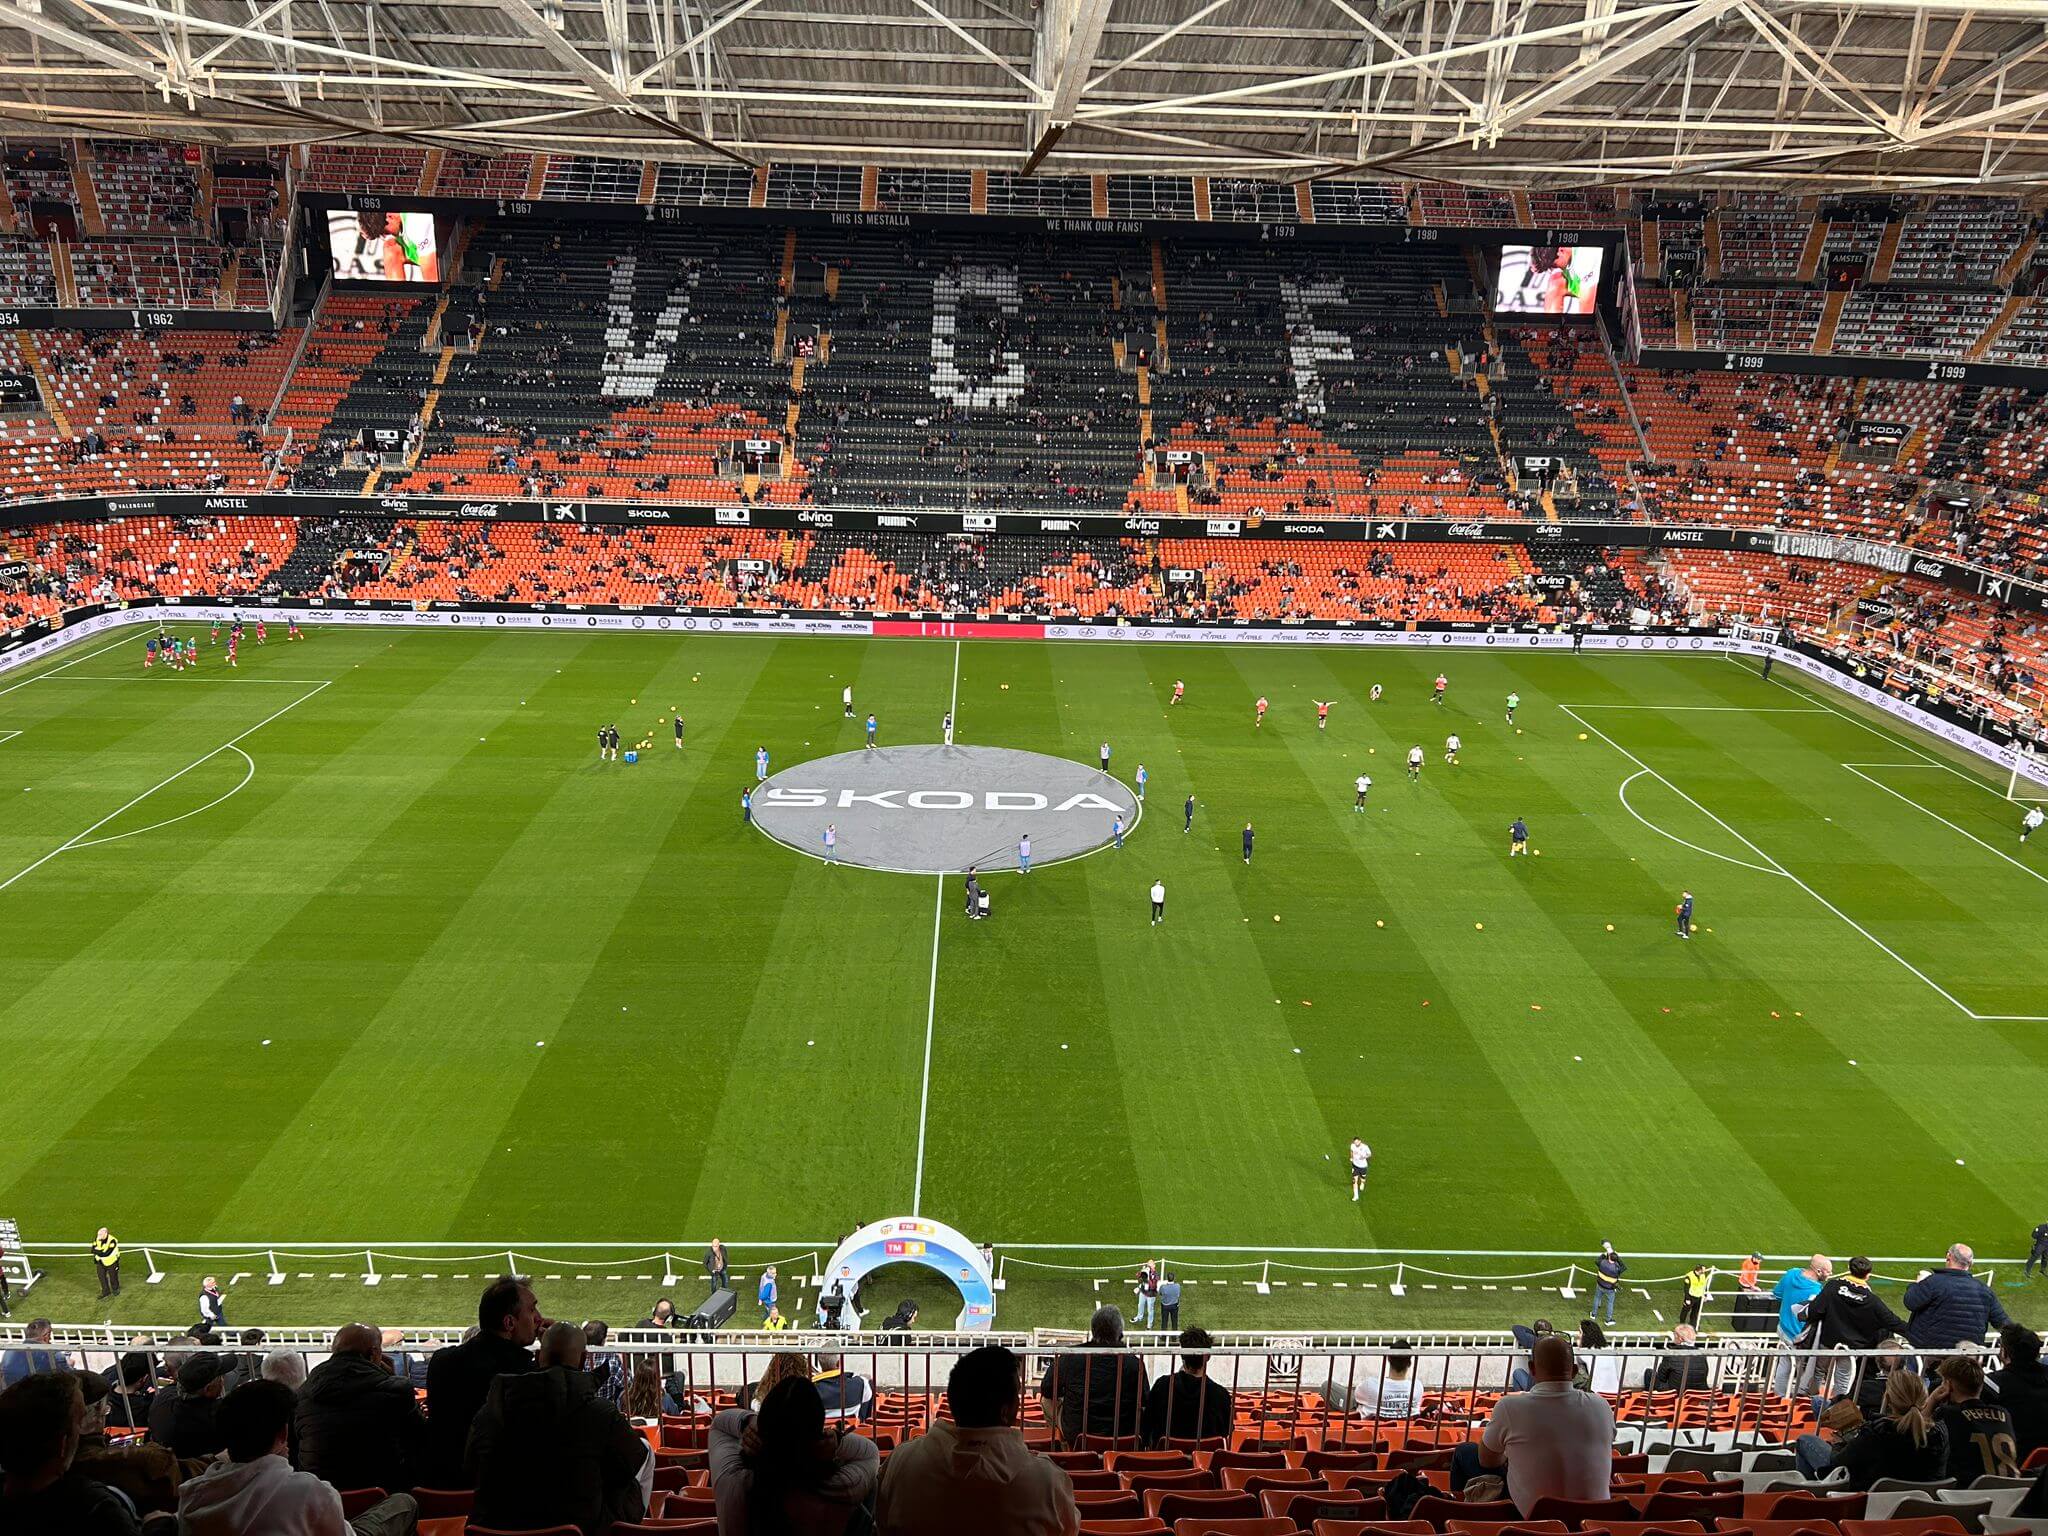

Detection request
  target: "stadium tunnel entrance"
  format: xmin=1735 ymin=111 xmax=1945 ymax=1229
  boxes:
xmin=818 ymin=1216 xmax=996 ymax=1331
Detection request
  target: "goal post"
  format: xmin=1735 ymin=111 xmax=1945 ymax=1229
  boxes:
xmin=2007 ymin=748 xmax=2048 ymax=805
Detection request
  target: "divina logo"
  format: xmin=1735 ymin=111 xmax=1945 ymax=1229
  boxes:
xmin=752 ymin=744 xmax=1140 ymax=873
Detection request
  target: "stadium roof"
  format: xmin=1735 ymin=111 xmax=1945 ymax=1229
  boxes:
xmin=2 ymin=0 xmax=2047 ymax=191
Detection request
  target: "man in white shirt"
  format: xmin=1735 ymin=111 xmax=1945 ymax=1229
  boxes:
xmin=179 ymin=1378 xmax=417 ymax=1535
xmin=1150 ymin=880 xmax=1165 ymax=926
xmin=1456 ymin=1334 xmax=1613 ymax=1516
xmin=843 ymin=684 xmax=853 ymax=718
xmin=878 ymin=1345 xmax=1078 ymax=1536
xmin=2023 ymin=806 xmax=2043 ymax=842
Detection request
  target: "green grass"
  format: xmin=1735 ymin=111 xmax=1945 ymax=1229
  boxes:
xmin=3 ymin=624 xmax=2047 ymax=1333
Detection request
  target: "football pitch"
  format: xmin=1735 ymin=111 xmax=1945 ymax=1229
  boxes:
xmin=3 ymin=623 xmax=2047 ymax=1332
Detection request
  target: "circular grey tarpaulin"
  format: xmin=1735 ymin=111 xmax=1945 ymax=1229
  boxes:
xmin=752 ymin=744 xmax=1141 ymax=873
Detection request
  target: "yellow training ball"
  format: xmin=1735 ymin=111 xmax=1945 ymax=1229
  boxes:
xmin=1577 ymin=732 xmax=1588 ymax=740
xmin=1375 ymin=919 xmax=1385 ymax=928
xmin=1606 ymin=923 xmax=1615 ymax=931
xmin=1475 ymin=922 xmax=1484 ymax=930
xmin=1273 ymin=915 xmax=1282 ymax=923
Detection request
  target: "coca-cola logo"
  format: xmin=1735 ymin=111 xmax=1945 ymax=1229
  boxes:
xmin=1912 ymin=559 xmax=1945 ymax=577
xmin=1445 ymin=521 xmax=1485 ymax=536
xmin=457 ymin=503 xmax=502 ymax=516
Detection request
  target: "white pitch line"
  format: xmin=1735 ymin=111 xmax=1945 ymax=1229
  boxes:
xmin=1562 ymin=704 xmax=1997 ymax=1023
xmin=1560 ymin=704 xmax=1828 ymax=713
xmin=1617 ymin=770 xmax=1782 ymax=878
xmin=911 ymin=638 xmax=962 ymax=1217
xmin=0 ymin=681 xmax=329 ymax=893
xmin=1841 ymin=764 xmax=2048 ymax=890
xmin=0 ymin=730 xmax=19 ymax=747
xmin=33 ymin=674 xmax=334 ymax=684
xmin=0 ymin=634 xmax=135 ymax=699
xmin=70 ymin=745 xmax=256 ymax=850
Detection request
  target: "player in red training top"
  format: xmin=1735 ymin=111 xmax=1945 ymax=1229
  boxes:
xmin=1255 ymin=695 xmax=1269 ymax=728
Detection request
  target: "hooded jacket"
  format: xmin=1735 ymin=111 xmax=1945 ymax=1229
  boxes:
xmin=293 ymin=1349 xmax=428 ymax=1494
xmin=1808 ymin=1276 xmax=1909 ymax=1351
xmin=875 ymin=1419 xmax=1078 ymax=1536
xmin=466 ymin=1363 xmax=647 ymax=1536
xmin=175 ymin=1453 xmax=347 ymax=1536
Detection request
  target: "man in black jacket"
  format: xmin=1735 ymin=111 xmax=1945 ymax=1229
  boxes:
xmin=2028 ymin=1223 xmax=2048 ymax=1279
xmin=1993 ymin=1325 xmax=2048 ymax=1463
xmin=424 ymin=1277 xmax=542 ymax=1487
xmin=163 ymin=1350 xmax=231 ymax=1460
xmin=1039 ymin=1306 xmax=1148 ymax=1446
xmin=1144 ymin=1328 xmax=1233 ymax=1446
xmin=294 ymin=1323 xmax=428 ymax=1495
xmin=1809 ymin=1256 xmax=1909 ymax=1404
xmin=467 ymin=1321 xmax=647 ymax=1535
xmin=1645 ymin=1324 xmax=1711 ymax=1391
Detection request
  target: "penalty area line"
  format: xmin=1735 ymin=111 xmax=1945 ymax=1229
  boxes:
xmin=1561 ymin=704 xmax=2000 ymax=1024
xmin=0 ymin=681 xmax=329 ymax=894
xmin=1840 ymin=764 xmax=2048 ymax=890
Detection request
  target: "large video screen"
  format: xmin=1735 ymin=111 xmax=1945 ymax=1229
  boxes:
xmin=1495 ymin=244 xmax=1604 ymax=315
xmin=327 ymin=210 xmax=440 ymax=283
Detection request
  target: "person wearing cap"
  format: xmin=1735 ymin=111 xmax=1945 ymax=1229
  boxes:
xmin=1738 ymin=1253 xmax=1764 ymax=1291
xmin=166 ymin=1351 xmax=232 ymax=1460
xmin=1679 ymin=1263 xmax=1713 ymax=1328
xmin=1590 ymin=1243 xmax=1626 ymax=1325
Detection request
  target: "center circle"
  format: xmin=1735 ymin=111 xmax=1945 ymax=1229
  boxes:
xmin=753 ymin=744 xmax=1141 ymax=874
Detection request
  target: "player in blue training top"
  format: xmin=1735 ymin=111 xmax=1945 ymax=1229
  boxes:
xmin=822 ymin=823 xmax=838 ymax=864
xmin=1509 ymin=817 xmax=1529 ymax=857
xmin=1135 ymin=763 xmax=1147 ymax=801
xmin=1111 ymin=813 xmax=1124 ymax=850
xmin=1242 ymin=822 xmax=1255 ymax=864
xmin=1675 ymin=889 xmax=1694 ymax=939
xmin=755 ymin=745 xmax=769 ymax=781
xmin=865 ymin=713 xmax=877 ymax=749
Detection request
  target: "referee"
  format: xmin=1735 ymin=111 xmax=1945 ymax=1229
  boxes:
xmin=93 ymin=1226 xmax=121 ymax=1299
xmin=1150 ymin=879 xmax=1166 ymax=926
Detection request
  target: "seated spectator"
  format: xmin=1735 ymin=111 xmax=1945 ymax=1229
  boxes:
xmin=165 ymin=1350 xmax=233 ymax=1461
xmin=582 ymin=1322 xmax=624 ymax=1408
xmin=878 ymin=1344 xmax=1077 ymax=1536
xmin=466 ymin=1320 xmax=648 ymax=1536
xmin=1903 ymin=1243 xmax=2010 ymax=1349
xmin=1353 ymin=1344 xmax=1419 ymax=1419
xmin=179 ymin=1379 xmax=416 ymax=1535
xmin=811 ymin=1352 xmax=874 ymax=1423
xmin=262 ymin=1350 xmax=308 ymax=1391
xmin=1645 ymin=1324 xmax=1710 ymax=1391
xmin=423 ymin=1276 xmax=539 ymax=1488
xmin=1143 ymin=1328 xmax=1233 ymax=1444
xmin=1794 ymin=1368 xmax=1949 ymax=1487
xmin=747 ymin=1353 xmax=812 ymax=1412
xmin=1452 ymin=1335 xmax=1613 ymax=1516
xmin=1 ymin=1319 xmax=68 ymax=1387
xmin=378 ymin=1332 xmax=429 ymax=1393
xmin=1038 ymin=1306 xmax=1147 ymax=1446
xmin=709 ymin=1376 xmax=878 ymax=1535
xmin=293 ymin=1323 xmax=427 ymax=1496
xmin=103 ymin=1352 xmax=156 ymax=1434
xmin=1993 ymin=1324 xmax=2048 ymax=1461
xmin=0 ymin=1370 xmax=143 ymax=1534
xmin=621 ymin=1361 xmax=664 ymax=1425
xmin=1931 ymin=1353 xmax=2019 ymax=1481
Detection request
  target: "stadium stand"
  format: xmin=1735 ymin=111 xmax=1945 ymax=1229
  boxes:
xmin=1714 ymin=194 xmax=1811 ymax=280
xmin=302 ymin=144 xmax=426 ymax=194
xmin=1889 ymin=195 xmax=2033 ymax=287
xmin=1683 ymin=290 xmax=1826 ymax=353
xmin=1829 ymin=288 xmax=2005 ymax=360
xmin=85 ymin=140 xmax=200 ymax=234
xmin=0 ymin=233 xmax=59 ymax=303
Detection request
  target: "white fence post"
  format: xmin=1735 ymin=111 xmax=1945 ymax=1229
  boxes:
xmin=1389 ymin=1261 xmax=1406 ymax=1297
xmin=1560 ymin=1263 xmax=1578 ymax=1300
xmin=143 ymin=1248 xmax=164 ymax=1285
xmin=267 ymin=1249 xmax=285 ymax=1287
xmin=363 ymin=1249 xmax=380 ymax=1287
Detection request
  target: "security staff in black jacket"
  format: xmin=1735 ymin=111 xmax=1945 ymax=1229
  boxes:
xmin=92 ymin=1228 xmax=120 ymax=1299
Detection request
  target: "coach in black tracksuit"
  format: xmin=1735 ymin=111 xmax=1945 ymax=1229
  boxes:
xmin=2028 ymin=1222 xmax=2048 ymax=1278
